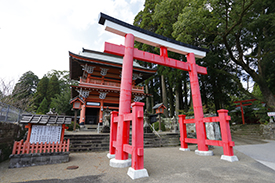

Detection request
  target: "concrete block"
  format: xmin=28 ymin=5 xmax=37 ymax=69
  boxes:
xmin=195 ymin=150 xmax=213 ymax=156
xmin=221 ymin=155 xmax=239 ymax=162
xmin=179 ymin=148 xmax=190 ymax=151
xmin=107 ymin=153 xmax=115 ymax=159
xmin=127 ymin=167 xmax=149 ymax=180
xmin=110 ymin=158 xmax=131 ymax=168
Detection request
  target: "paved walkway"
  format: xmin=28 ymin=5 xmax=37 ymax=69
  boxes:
xmin=1 ymin=140 xmax=275 ymax=183
xmin=235 ymin=140 xmax=275 ymax=171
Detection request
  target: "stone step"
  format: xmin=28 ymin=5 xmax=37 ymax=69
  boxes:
xmin=65 ymin=132 xmax=181 ymax=152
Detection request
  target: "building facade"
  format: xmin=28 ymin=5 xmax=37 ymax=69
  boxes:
xmin=69 ymin=48 xmax=156 ymax=125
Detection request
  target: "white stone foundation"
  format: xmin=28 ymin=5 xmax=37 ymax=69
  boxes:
xmin=107 ymin=153 xmax=115 ymax=159
xmin=127 ymin=167 xmax=149 ymax=180
xmin=179 ymin=148 xmax=190 ymax=151
xmin=110 ymin=158 xmax=131 ymax=168
xmin=221 ymin=155 xmax=239 ymax=162
xmin=195 ymin=150 xmax=213 ymax=156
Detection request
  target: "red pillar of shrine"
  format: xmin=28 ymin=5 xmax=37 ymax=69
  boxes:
xmin=79 ymin=104 xmax=86 ymax=125
xmin=187 ymin=53 xmax=211 ymax=155
xmin=110 ymin=33 xmax=134 ymax=167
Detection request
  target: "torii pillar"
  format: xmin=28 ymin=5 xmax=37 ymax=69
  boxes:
xmin=109 ymin=34 xmax=135 ymax=167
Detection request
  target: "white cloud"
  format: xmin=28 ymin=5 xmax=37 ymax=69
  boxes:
xmin=0 ymin=0 xmax=144 ymax=82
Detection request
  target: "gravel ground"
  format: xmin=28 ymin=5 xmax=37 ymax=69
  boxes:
xmin=1 ymin=143 xmax=275 ymax=183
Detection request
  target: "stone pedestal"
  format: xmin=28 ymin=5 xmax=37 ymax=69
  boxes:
xmin=127 ymin=167 xmax=149 ymax=180
xmin=109 ymin=158 xmax=131 ymax=168
xmin=221 ymin=155 xmax=239 ymax=162
xmin=195 ymin=150 xmax=213 ymax=156
xmin=179 ymin=148 xmax=190 ymax=151
xmin=107 ymin=153 xmax=115 ymax=159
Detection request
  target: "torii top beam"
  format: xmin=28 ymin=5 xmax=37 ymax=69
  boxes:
xmin=98 ymin=13 xmax=208 ymax=59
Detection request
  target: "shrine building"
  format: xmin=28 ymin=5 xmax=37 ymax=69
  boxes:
xmin=69 ymin=48 xmax=156 ymax=125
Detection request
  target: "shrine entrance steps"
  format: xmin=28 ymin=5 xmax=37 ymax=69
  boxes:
xmin=80 ymin=124 xmax=98 ymax=131
xmin=65 ymin=132 xmax=181 ymax=152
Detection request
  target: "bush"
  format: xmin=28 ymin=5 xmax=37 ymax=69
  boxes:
xmin=152 ymin=121 xmax=166 ymax=131
xmin=66 ymin=121 xmax=80 ymax=131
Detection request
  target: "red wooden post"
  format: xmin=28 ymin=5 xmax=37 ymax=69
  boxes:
xmin=12 ymin=141 xmax=17 ymax=154
xmin=67 ymin=139 xmax=70 ymax=152
xmin=110 ymin=33 xmax=135 ymax=168
xmin=60 ymin=124 xmax=68 ymax=142
xmin=131 ymin=102 xmax=145 ymax=170
xmin=239 ymin=103 xmax=246 ymax=125
xmin=108 ymin=111 xmax=118 ymax=158
xmin=178 ymin=115 xmax=189 ymax=151
xmin=25 ymin=123 xmax=32 ymax=142
xmin=127 ymin=102 xmax=149 ymax=179
xmin=187 ymin=53 xmax=212 ymax=155
xmin=218 ymin=109 xmax=239 ymax=162
xmin=218 ymin=109 xmax=234 ymax=156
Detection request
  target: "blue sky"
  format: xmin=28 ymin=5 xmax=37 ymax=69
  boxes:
xmin=0 ymin=0 xmax=144 ymax=84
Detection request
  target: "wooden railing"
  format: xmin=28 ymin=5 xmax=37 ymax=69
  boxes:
xmin=12 ymin=139 xmax=70 ymax=154
xmin=80 ymin=78 xmax=144 ymax=90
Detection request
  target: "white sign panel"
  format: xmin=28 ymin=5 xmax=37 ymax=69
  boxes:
xmin=30 ymin=125 xmax=62 ymax=144
xmin=267 ymin=112 xmax=275 ymax=117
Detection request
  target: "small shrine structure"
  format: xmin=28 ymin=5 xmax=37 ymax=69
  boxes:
xmin=153 ymin=103 xmax=167 ymax=131
xmin=69 ymin=49 xmax=156 ymax=126
xmin=9 ymin=114 xmax=71 ymax=168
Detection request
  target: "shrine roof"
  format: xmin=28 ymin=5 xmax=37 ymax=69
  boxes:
xmin=70 ymin=48 xmax=156 ymax=71
xmin=98 ymin=13 xmax=208 ymax=58
xmin=19 ymin=114 xmax=72 ymax=125
xmin=152 ymin=103 xmax=167 ymax=110
xmin=69 ymin=48 xmax=156 ymax=82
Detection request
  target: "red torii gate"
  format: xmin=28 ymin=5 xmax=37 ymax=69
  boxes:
xmin=234 ymin=99 xmax=257 ymax=124
xmin=99 ymin=13 xmax=238 ymax=180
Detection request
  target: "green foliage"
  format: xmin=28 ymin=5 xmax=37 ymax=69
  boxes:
xmin=36 ymin=97 xmax=49 ymax=114
xmin=152 ymin=121 xmax=166 ymax=131
xmin=33 ymin=75 xmax=49 ymax=110
xmin=66 ymin=121 xmax=80 ymax=131
xmin=46 ymin=74 xmax=60 ymax=104
xmin=50 ymin=87 xmax=73 ymax=115
xmin=10 ymin=71 xmax=39 ymax=111
xmin=172 ymin=0 xmax=275 ymax=110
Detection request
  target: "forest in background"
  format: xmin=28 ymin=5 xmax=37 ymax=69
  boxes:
xmin=0 ymin=0 xmax=274 ymax=124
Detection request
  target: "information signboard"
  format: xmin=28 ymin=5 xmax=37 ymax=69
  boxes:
xmin=29 ymin=125 xmax=62 ymax=144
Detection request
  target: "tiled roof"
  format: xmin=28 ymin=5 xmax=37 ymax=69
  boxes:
xmin=153 ymin=103 xmax=166 ymax=109
xmin=20 ymin=114 xmax=72 ymax=125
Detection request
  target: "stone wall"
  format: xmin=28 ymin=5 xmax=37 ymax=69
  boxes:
xmin=9 ymin=152 xmax=70 ymax=168
xmin=0 ymin=122 xmax=26 ymax=163
xmin=261 ymin=123 xmax=275 ymax=140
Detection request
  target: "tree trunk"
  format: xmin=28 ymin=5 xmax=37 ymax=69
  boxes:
xmin=161 ymin=75 xmax=168 ymax=117
xmin=145 ymin=83 xmax=150 ymax=112
xmin=168 ymin=83 xmax=174 ymax=117
xmin=175 ymin=89 xmax=180 ymax=117
xmin=183 ymin=76 xmax=188 ymax=112
xmin=257 ymin=78 xmax=275 ymax=111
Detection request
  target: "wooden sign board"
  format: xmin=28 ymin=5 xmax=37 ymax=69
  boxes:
xmin=30 ymin=125 xmax=62 ymax=144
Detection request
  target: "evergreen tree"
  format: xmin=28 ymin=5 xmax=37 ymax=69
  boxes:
xmin=11 ymin=71 xmax=39 ymax=111
xmin=46 ymin=74 xmax=60 ymax=105
xmin=173 ymin=0 xmax=275 ymax=110
xmin=50 ymin=87 xmax=73 ymax=115
xmin=36 ymin=97 xmax=49 ymax=114
xmin=33 ymin=75 xmax=49 ymax=110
